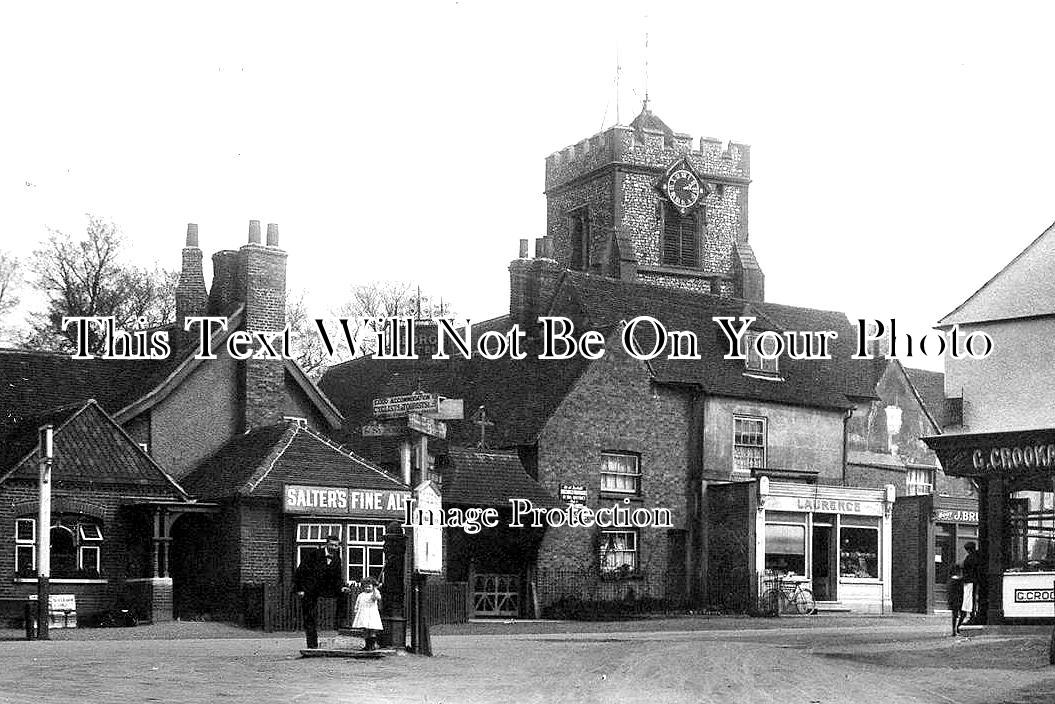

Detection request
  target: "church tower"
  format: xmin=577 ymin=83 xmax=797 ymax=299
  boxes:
xmin=543 ymin=103 xmax=764 ymax=301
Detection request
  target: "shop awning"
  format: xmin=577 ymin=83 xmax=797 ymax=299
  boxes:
xmin=923 ymin=428 xmax=1055 ymax=478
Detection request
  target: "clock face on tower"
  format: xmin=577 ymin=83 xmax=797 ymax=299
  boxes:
xmin=665 ymin=169 xmax=702 ymax=211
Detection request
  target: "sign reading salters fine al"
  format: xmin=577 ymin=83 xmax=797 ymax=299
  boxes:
xmin=283 ymin=484 xmax=409 ymax=517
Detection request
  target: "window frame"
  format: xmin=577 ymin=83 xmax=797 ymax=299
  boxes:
xmin=568 ymin=207 xmax=591 ymax=272
xmin=661 ymin=202 xmax=700 ymax=268
xmin=295 ymin=521 xmax=386 ymax=584
xmin=732 ymin=415 xmax=767 ymax=476
xmin=15 ymin=518 xmax=35 ymax=575
xmin=599 ymin=528 xmax=639 ymax=575
xmin=744 ymin=332 xmax=780 ymax=376
xmin=600 ymin=452 xmax=642 ymax=496
xmin=839 ymin=515 xmax=882 ymax=581
xmin=906 ymin=467 xmax=935 ymax=496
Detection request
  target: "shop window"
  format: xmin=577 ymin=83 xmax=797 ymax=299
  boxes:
xmin=601 ymin=452 xmax=641 ymax=495
xmin=840 ymin=516 xmax=880 ymax=579
xmin=745 ymin=332 xmax=779 ymax=375
xmin=764 ymin=512 xmax=806 ymax=576
xmin=600 ymin=529 xmax=638 ymax=575
xmin=906 ymin=467 xmax=935 ymax=496
xmin=295 ymin=522 xmax=385 ymax=583
xmin=51 ymin=526 xmax=76 ymax=578
xmin=733 ymin=416 xmax=766 ymax=475
xmin=15 ymin=518 xmax=35 ymax=576
xmin=1008 ymin=491 xmax=1055 ymax=570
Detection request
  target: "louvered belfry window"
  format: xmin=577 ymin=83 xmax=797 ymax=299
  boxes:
xmin=662 ymin=204 xmax=699 ymax=267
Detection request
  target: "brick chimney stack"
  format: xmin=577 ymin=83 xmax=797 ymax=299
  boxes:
xmin=238 ymin=219 xmax=288 ymax=431
xmin=175 ymin=223 xmax=208 ymax=345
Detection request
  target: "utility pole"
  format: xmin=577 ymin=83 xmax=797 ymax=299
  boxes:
xmin=36 ymin=425 xmax=53 ymax=640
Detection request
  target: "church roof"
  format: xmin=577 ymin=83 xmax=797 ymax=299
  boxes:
xmin=629 ymin=103 xmax=674 ymax=136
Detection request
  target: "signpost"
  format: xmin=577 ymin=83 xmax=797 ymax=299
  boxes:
xmin=407 ymin=412 xmax=447 ymax=439
xmin=560 ymin=484 xmax=588 ymax=504
xmin=372 ymin=392 xmax=439 ymax=419
xmin=37 ymin=425 xmax=53 ymax=641
xmin=361 ymin=420 xmax=404 ymax=438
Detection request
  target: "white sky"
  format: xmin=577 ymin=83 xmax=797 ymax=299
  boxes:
xmin=4 ymin=2 xmax=1055 ymax=371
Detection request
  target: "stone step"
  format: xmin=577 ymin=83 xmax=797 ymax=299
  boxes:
xmin=300 ymin=647 xmax=400 ymax=659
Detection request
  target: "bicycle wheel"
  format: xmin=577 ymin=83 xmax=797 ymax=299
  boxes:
xmin=793 ymin=588 xmax=816 ymax=615
xmin=759 ymin=589 xmax=780 ymax=616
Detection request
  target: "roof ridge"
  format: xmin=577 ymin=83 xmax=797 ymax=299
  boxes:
xmin=242 ymin=424 xmax=300 ymax=495
xmin=300 ymin=426 xmax=408 ymax=487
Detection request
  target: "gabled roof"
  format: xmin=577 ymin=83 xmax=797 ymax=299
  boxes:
xmin=0 ymin=304 xmax=342 ymax=432
xmin=0 ymin=400 xmax=188 ymax=497
xmin=939 ymin=220 xmax=1055 ymax=326
xmin=900 ymin=363 xmax=946 ymax=431
xmin=180 ymin=423 xmax=407 ymax=500
xmin=630 ymin=104 xmax=674 ymax=137
xmin=441 ymin=448 xmax=558 ymax=509
xmin=321 ymin=272 xmax=880 ymax=451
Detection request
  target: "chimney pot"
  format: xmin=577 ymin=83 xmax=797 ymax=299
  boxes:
xmin=266 ymin=223 xmax=280 ymax=247
xmin=519 ymin=239 xmax=529 ymax=258
xmin=248 ymin=220 xmax=261 ymax=244
xmin=186 ymin=223 xmax=199 ymax=247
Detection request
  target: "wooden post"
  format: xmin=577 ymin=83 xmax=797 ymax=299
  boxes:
xmin=381 ymin=522 xmax=406 ymax=649
xmin=400 ymin=441 xmax=412 ymax=486
xmin=36 ymin=425 xmax=53 ymax=641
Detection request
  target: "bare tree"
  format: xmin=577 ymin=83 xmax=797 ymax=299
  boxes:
xmin=0 ymin=250 xmax=20 ymax=336
xmin=23 ymin=215 xmax=177 ymax=353
xmin=291 ymin=281 xmax=453 ymax=380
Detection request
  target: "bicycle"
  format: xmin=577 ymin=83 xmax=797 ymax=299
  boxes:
xmin=759 ymin=574 xmax=816 ymax=616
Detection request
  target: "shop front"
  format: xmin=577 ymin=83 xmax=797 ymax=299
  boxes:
xmin=891 ymin=494 xmax=979 ymax=613
xmin=925 ymin=428 xmax=1055 ymax=623
xmin=756 ymin=480 xmax=895 ymax=612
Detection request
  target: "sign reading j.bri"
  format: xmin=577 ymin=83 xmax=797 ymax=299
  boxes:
xmin=283 ymin=484 xmax=410 ymax=517
xmin=933 ymin=509 xmax=978 ymax=523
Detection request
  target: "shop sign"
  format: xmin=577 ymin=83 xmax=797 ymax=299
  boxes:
xmin=560 ymin=484 xmax=588 ymax=504
xmin=1003 ymin=573 xmax=1055 ymax=618
xmin=372 ymin=392 xmax=439 ymax=419
xmin=28 ymin=594 xmax=77 ymax=629
xmin=764 ymin=495 xmax=884 ymax=516
xmin=933 ymin=509 xmax=978 ymax=524
xmin=924 ymin=429 xmax=1055 ymax=477
xmin=413 ymin=481 xmax=443 ymax=574
xmin=407 ymin=412 xmax=447 ymax=439
xmin=283 ymin=484 xmax=410 ymax=517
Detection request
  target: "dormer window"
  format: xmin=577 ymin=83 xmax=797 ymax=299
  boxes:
xmin=745 ymin=332 xmax=779 ymax=376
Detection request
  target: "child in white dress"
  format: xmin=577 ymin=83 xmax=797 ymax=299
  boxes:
xmin=352 ymin=578 xmax=383 ymax=650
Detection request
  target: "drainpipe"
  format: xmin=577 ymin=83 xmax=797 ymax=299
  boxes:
xmin=842 ymin=408 xmax=854 ymax=486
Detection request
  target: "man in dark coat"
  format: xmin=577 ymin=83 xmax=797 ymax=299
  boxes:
xmin=294 ymin=534 xmax=350 ymax=649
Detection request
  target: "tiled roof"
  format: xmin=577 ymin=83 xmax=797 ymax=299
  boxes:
xmin=321 ymin=272 xmax=880 ymax=451
xmin=180 ymin=423 xmax=407 ymax=500
xmin=320 ymin=316 xmax=592 ymax=449
xmin=441 ymin=448 xmax=558 ymax=509
xmin=901 ymin=364 xmax=946 ymax=429
xmin=0 ymin=347 xmax=193 ymax=430
xmin=0 ymin=400 xmax=187 ymax=496
xmin=630 ymin=105 xmax=674 ymax=136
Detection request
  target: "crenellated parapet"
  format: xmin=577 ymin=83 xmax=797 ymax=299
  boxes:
xmin=545 ymin=123 xmax=750 ymax=193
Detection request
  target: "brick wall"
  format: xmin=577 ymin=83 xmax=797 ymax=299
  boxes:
xmin=705 ymin=481 xmax=756 ymax=610
xmin=240 ymin=500 xmax=281 ymax=583
xmin=892 ymin=494 xmax=931 ymax=612
xmin=534 ymin=334 xmax=692 ymax=600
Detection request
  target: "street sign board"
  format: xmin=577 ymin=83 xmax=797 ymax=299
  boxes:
xmin=361 ymin=420 xmax=404 ymax=438
xmin=425 ymin=398 xmax=464 ymax=421
xmin=413 ymin=481 xmax=443 ymax=574
xmin=559 ymin=484 xmax=588 ymax=504
xmin=407 ymin=412 xmax=447 ymax=439
xmin=372 ymin=392 xmax=439 ymax=419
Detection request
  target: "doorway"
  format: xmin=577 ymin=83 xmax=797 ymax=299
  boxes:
xmin=812 ymin=517 xmax=836 ymax=602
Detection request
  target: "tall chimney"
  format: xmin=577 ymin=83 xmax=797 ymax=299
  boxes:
xmin=208 ymin=250 xmax=239 ymax=315
xmin=238 ymin=220 xmax=288 ymax=431
xmin=175 ymin=223 xmax=208 ymax=345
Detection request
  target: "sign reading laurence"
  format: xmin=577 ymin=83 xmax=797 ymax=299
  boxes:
xmin=764 ymin=495 xmax=884 ymax=516
xmin=283 ymin=484 xmax=409 ymax=518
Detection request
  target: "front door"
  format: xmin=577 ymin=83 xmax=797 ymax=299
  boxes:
xmin=934 ymin=523 xmax=954 ymax=609
xmin=812 ymin=521 xmax=835 ymax=601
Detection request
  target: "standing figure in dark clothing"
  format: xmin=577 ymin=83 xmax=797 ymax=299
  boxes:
xmin=294 ymin=535 xmax=350 ymax=649
xmin=947 ymin=565 xmax=965 ymax=635
xmin=961 ymin=541 xmax=982 ymax=626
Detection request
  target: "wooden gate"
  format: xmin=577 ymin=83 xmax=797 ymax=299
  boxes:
xmin=472 ymin=574 xmax=519 ymax=617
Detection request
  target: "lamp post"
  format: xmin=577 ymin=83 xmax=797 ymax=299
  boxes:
xmin=37 ymin=425 xmax=53 ymax=641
